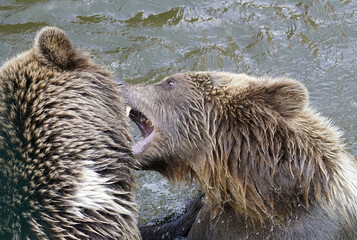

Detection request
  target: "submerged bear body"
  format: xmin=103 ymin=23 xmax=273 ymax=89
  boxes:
xmin=0 ymin=27 xmax=140 ymax=240
xmin=124 ymin=71 xmax=357 ymax=239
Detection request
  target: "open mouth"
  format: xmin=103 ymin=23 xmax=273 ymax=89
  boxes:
xmin=127 ymin=106 xmax=155 ymax=154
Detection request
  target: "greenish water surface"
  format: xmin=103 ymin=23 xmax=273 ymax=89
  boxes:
xmin=1 ymin=0 xmax=356 ymax=224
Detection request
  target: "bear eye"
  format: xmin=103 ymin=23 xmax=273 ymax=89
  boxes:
xmin=168 ymin=79 xmax=175 ymax=87
xmin=162 ymin=78 xmax=176 ymax=90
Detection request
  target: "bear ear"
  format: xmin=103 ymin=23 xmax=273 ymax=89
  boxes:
xmin=257 ymin=77 xmax=308 ymax=118
xmin=34 ymin=26 xmax=77 ymax=69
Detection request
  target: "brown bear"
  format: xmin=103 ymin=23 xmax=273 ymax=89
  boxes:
xmin=0 ymin=27 xmax=141 ymax=240
xmin=123 ymin=71 xmax=357 ymax=239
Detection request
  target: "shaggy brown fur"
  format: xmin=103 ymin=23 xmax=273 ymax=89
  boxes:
xmin=123 ymin=71 xmax=357 ymax=239
xmin=0 ymin=27 xmax=141 ymax=240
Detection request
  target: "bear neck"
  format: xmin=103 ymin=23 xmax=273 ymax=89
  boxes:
xmin=194 ymin=106 xmax=348 ymax=224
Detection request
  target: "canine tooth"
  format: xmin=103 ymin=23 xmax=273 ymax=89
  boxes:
xmin=126 ymin=106 xmax=132 ymax=117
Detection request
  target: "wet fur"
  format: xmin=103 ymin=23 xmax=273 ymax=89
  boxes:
xmin=124 ymin=71 xmax=357 ymax=239
xmin=0 ymin=27 xmax=140 ymax=240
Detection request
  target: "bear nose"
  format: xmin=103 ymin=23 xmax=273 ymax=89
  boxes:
xmin=115 ymin=77 xmax=126 ymax=86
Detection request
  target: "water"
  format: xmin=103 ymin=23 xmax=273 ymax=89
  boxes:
xmin=1 ymin=0 xmax=356 ymax=224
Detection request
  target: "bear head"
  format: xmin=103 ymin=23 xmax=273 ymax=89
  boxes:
xmin=124 ymin=71 xmax=349 ymax=222
xmin=0 ymin=27 xmax=140 ymax=239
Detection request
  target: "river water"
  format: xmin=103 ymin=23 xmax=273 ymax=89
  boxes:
xmin=1 ymin=0 xmax=356 ymax=225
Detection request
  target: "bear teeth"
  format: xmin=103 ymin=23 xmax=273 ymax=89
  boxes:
xmin=128 ymin=108 xmax=154 ymax=138
xmin=126 ymin=106 xmax=132 ymax=117
xmin=141 ymin=118 xmax=152 ymax=126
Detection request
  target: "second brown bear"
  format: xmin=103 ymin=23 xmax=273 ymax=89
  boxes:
xmin=124 ymin=71 xmax=357 ymax=240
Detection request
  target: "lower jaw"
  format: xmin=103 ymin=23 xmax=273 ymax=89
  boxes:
xmin=132 ymin=130 xmax=155 ymax=155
